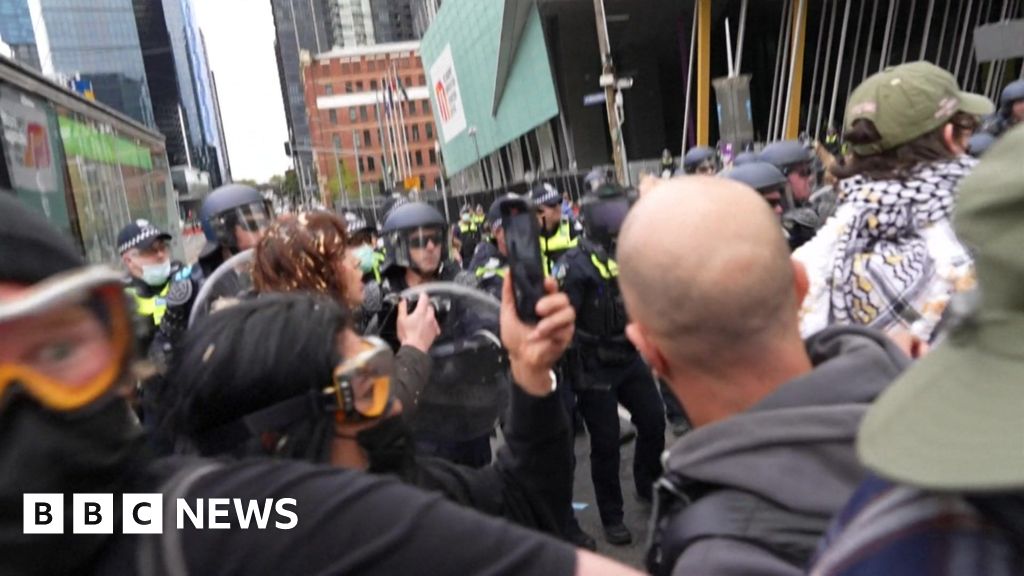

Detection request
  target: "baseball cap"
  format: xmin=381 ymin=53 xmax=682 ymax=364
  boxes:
xmin=845 ymin=61 xmax=994 ymax=156
xmin=117 ymin=219 xmax=172 ymax=255
xmin=858 ymin=125 xmax=1024 ymax=491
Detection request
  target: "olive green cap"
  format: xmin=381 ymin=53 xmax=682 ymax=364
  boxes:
xmin=845 ymin=61 xmax=994 ymax=156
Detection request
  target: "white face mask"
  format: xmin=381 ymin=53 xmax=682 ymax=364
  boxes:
xmin=140 ymin=259 xmax=171 ymax=287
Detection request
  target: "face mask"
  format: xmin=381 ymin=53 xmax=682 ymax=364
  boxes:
xmin=0 ymin=394 xmax=144 ymax=574
xmin=355 ymin=415 xmax=413 ymax=475
xmin=354 ymin=245 xmax=376 ymax=275
xmin=140 ymin=259 xmax=171 ymax=287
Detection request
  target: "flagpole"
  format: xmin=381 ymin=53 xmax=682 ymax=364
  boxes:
xmin=385 ymin=73 xmax=403 ymax=182
xmin=394 ymin=62 xmax=413 ymax=179
xmin=375 ymin=87 xmax=392 ymax=190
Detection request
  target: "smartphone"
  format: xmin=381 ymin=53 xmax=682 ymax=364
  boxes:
xmin=501 ymin=197 xmax=545 ymax=323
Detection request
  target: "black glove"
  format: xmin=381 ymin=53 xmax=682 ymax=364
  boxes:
xmin=158 ymin=275 xmax=198 ymax=343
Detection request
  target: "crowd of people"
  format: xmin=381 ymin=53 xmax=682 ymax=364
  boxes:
xmin=2 ymin=60 xmax=1024 ymax=575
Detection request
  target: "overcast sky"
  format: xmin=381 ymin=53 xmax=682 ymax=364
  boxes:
xmin=193 ymin=0 xmax=291 ymax=183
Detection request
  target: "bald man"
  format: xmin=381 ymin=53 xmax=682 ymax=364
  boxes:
xmin=619 ymin=177 xmax=909 ymax=576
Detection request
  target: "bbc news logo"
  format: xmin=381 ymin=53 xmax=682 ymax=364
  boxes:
xmin=23 ymin=494 xmax=298 ymax=534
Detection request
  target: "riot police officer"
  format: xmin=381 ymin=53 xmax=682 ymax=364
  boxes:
xmin=197 ymin=183 xmax=273 ymax=277
xmin=720 ymin=161 xmax=817 ymax=250
xmin=680 ymin=146 xmax=720 ymax=175
xmin=452 ymin=204 xmax=481 ymax=264
xmin=532 ymin=183 xmax=580 ymax=277
xmin=468 ymin=194 xmax=517 ymax=301
xmin=984 ymin=79 xmax=1024 ymax=138
xmin=760 ymin=140 xmax=833 ymax=246
xmin=554 ymin=184 xmax=666 ymax=546
xmin=116 ymin=220 xmax=200 ymax=368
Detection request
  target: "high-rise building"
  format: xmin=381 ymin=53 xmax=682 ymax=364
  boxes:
xmin=25 ymin=0 xmax=156 ymax=127
xmin=371 ymin=0 xmax=416 ymax=43
xmin=411 ymin=0 xmax=441 ymax=39
xmin=328 ymin=0 xmax=376 ymax=48
xmin=132 ymin=0 xmax=230 ymax=188
xmin=271 ymin=0 xmax=335 ymax=200
xmin=0 ymin=0 xmax=40 ymax=69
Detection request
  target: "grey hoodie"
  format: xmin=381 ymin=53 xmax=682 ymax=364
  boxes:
xmin=660 ymin=325 xmax=908 ymax=576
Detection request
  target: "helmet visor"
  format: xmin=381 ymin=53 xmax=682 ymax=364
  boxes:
xmin=0 ymin=267 xmax=132 ymax=412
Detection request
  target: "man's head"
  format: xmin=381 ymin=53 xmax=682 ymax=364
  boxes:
xmin=580 ymin=184 xmax=631 ymax=253
xmin=618 ymin=177 xmax=811 ymax=427
xmin=381 ymin=202 xmax=447 ymax=279
xmin=531 ymin=183 xmax=563 ymax=233
xmin=117 ymin=220 xmax=173 ymax=286
xmin=760 ymin=141 xmax=815 ymax=203
xmin=682 ymin=146 xmax=720 ymax=175
xmin=200 ymin=184 xmax=273 ymax=255
xmin=1000 ymin=80 xmax=1024 ymax=124
xmin=720 ymin=161 xmax=791 ymax=217
xmin=487 ymin=195 xmax=518 ymax=257
xmin=0 ymin=193 xmax=143 ymax=572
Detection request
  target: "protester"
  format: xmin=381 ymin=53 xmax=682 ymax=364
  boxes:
xmin=0 ymin=192 xmax=640 ymax=576
xmin=810 ymin=124 xmax=1024 ymax=576
xmin=616 ymin=177 xmax=909 ymax=575
xmin=795 ymin=61 xmax=994 ymax=348
xmin=252 ymin=210 xmax=439 ymax=419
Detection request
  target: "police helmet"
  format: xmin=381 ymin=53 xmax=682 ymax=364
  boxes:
xmin=344 ymin=212 xmax=375 ymax=237
xmin=381 ymin=201 xmax=448 ymax=271
xmin=966 ymin=133 xmax=997 ymax=158
xmin=682 ymin=146 xmax=719 ymax=174
xmin=200 ymin=184 xmax=272 ymax=252
xmin=760 ymin=140 xmax=814 ymax=173
xmin=485 ymin=194 xmax=521 ymax=230
xmin=733 ymin=151 xmax=761 ymax=166
xmin=580 ymin=184 xmax=631 ymax=252
xmin=721 ymin=161 xmax=793 ymax=214
xmin=1000 ymin=80 xmax=1024 ymax=109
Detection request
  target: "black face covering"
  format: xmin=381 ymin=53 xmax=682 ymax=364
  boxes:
xmin=0 ymin=393 xmax=146 ymax=575
xmin=356 ymin=415 xmax=415 ymax=476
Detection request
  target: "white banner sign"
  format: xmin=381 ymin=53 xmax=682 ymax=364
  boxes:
xmin=430 ymin=45 xmax=467 ymax=144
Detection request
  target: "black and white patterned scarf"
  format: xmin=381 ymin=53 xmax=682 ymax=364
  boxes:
xmin=827 ymin=156 xmax=976 ymax=333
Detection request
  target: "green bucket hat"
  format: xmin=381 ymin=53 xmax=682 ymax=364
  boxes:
xmin=858 ymin=124 xmax=1024 ymax=492
xmin=845 ymin=61 xmax=994 ymax=156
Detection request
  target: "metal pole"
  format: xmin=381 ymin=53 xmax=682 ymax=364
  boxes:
xmin=968 ymin=0 xmax=991 ymax=90
xmin=829 ymin=0 xmax=854 ymax=131
xmin=815 ymin=0 xmax=839 ymax=141
xmin=593 ymin=0 xmax=627 ymax=184
xmin=726 ymin=18 xmax=735 ymax=78
xmin=782 ymin=0 xmax=807 ymax=140
xmin=353 ymin=129 xmax=365 ymax=209
xmin=953 ymin=0 xmax=976 ymax=80
xmin=332 ymin=144 xmax=346 ymax=210
xmin=735 ymin=0 xmax=750 ymax=73
xmin=770 ymin=0 xmax=794 ymax=141
xmin=900 ymin=0 xmax=917 ymax=63
xmin=436 ymin=142 xmax=449 ymax=223
xmin=807 ymin=0 xmax=830 ymax=137
xmin=879 ymin=0 xmax=895 ymax=70
xmin=681 ymin=8 xmax=697 ymax=153
xmin=935 ymin=0 xmax=954 ymax=69
xmin=861 ymin=0 xmax=880 ymax=81
xmin=919 ymin=0 xmax=936 ymax=60
xmin=843 ymin=0 xmax=868 ymax=137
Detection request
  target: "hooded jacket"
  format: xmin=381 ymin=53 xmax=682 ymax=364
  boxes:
xmin=652 ymin=325 xmax=908 ymax=576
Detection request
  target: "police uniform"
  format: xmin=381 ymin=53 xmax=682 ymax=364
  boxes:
xmin=554 ymin=240 xmax=666 ymax=531
xmin=453 ymin=217 xmax=481 ymax=264
xmin=468 ymin=241 xmax=506 ymax=302
xmin=540 ymin=219 xmax=579 ymax=277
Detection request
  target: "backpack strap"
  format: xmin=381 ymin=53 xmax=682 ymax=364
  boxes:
xmin=136 ymin=461 xmax=223 ymax=576
xmin=647 ymin=475 xmax=831 ymax=575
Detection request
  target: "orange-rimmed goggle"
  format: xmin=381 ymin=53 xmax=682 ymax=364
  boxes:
xmin=326 ymin=336 xmax=394 ymax=423
xmin=0 ymin=266 xmax=132 ymax=412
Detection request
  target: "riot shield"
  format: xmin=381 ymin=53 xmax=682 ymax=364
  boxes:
xmin=188 ymin=249 xmax=255 ymax=328
xmin=397 ymin=282 xmax=510 ymax=442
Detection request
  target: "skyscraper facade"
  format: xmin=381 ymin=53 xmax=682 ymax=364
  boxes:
xmin=371 ymin=0 xmax=416 ymax=43
xmin=0 ymin=0 xmax=40 ymax=69
xmin=329 ymin=0 xmax=376 ymax=48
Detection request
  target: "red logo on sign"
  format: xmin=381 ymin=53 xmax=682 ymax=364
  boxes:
xmin=23 ymin=123 xmax=51 ymax=169
xmin=435 ymin=80 xmax=450 ymax=123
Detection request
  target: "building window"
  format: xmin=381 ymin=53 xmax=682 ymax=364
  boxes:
xmin=422 ymin=100 xmax=430 ymax=115
xmin=329 ymin=109 xmax=337 ymax=124
xmin=405 ymin=76 xmax=412 ymax=88
xmin=349 ymin=108 xmax=358 ymax=122
xmin=333 ymin=134 xmax=342 ymax=150
xmin=415 ymin=150 xmax=423 ymax=167
xmin=360 ymin=106 xmax=368 ymax=121
xmin=368 ymin=61 xmax=376 ymax=72
xmin=412 ymin=124 xmax=420 ymax=142
xmin=359 ymin=157 xmax=365 ymax=172
xmin=356 ymin=81 xmax=364 ymax=91
xmin=371 ymin=79 xmax=378 ymax=90
xmin=325 ymin=84 xmax=334 ymax=95
xmin=342 ymin=63 xmax=350 ymax=73
xmin=363 ymin=130 xmax=371 ymax=147
xmin=425 ymin=122 xmax=433 ymax=139
xmin=353 ymin=62 xmax=361 ymax=72
xmin=418 ymin=75 xmax=425 ymax=85
xmin=429 ymin=149 xmax=437 ymax=165
xmin=368 ymin=156 xmax=376 ymax=172
xmin=345 ymin=82 xmax=353 ymax=93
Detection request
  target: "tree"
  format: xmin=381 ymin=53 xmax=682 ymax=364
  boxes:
xmin=236 ymin=178 xmax=259 ymax=188
xmin=327 ymin=161 xmax=358 ymax=205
